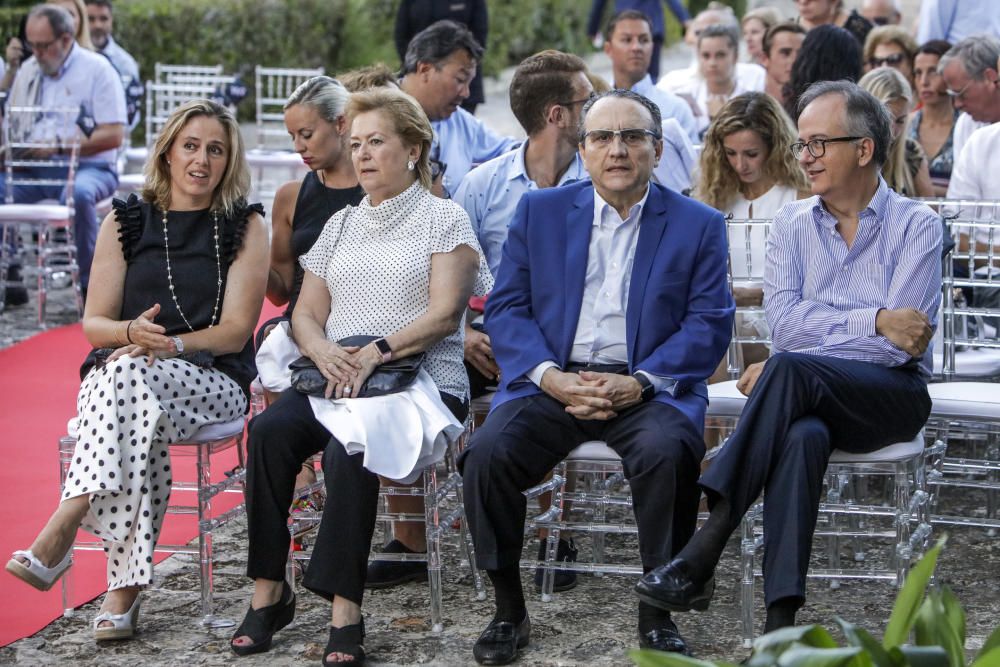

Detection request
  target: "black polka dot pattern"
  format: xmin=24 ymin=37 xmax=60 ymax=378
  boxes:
xmin=300 ymin=181 xmax=493 ymax=400
xmin=63 ymin=357 xmax=246 ymax=589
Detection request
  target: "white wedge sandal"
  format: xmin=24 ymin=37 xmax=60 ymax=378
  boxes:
xmin=5 ymin=549 xmax=73 ymax=591
xmin=94 ymin=592 xmax=141 ymax=641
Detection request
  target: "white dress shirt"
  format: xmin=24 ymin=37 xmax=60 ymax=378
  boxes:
xmin=952 ymin=113 xmax=990 ymax=163
xmin=526 ymin=186 xmax=675 ymax=393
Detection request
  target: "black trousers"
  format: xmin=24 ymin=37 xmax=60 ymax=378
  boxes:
xmin=699 ymin=353 xmax=931 ymax=606
xmin=245 ymin=388 xmax=466 ymax=605
xmin=649 ymin=35 xmax=664 ymax=82
xmin=459 ymin=394 xmax=705 ymax=572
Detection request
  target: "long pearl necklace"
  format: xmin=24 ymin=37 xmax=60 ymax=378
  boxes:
xmin=162 ymin=208 xmax=222 ymax=332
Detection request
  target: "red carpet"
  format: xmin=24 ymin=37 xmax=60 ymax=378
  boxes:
xmin=0 ymin=303 xmax=281 ymax=646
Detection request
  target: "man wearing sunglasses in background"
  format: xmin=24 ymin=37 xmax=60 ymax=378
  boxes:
xmin=939 ymin=35 xmax=1000 ymax=161
xmin=459 ymin=89 xmax=733 ymax=664
xmin=636 ymin=80 xmax=941 ymax=636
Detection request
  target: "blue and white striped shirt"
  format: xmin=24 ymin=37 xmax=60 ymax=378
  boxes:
xmin=763 ymin=177 xmax=942 ymax=378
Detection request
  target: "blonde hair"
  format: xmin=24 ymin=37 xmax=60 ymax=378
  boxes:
xmin=50 ymin=0 xmax=94 ymax=50
xmin=696 ymin=92 xmax=807 ymax=211
xmin=345 ymin=88 xmax=433 ymax=190
xmin=338 ymin=63 xmax=400 ymax=93
xmin=862 ymin=25 xmax=918 ymax=68
xmin=741 ymin=7 xmax=782 ymax=31
xmin=858 ymin=67 xmax=915 ymax=195
xmin=141 ymin=99 xmax=251 ymax=215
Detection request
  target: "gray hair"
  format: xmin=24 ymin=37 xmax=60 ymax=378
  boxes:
xmin=27 ymin=3 xmax=75 ymax=38
xmin=694 ymin=3 xmax=738 ymax=28
xmin=401 ymin=20 xmax=484 ymax=76
xmin=697 ymin=23 xmax=740 ymax=52
xmin=939 ymin=35 xmax=1000 ymax=79
xmin=284 ymin=75 xmax=350 ymax=122
xmin=797 ymin=79 xmax=892 ymax=168
xmin=578 ymin=89 xmax=662 ymax=143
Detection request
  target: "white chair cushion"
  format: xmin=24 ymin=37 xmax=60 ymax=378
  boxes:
xmin=828 ymin=430 xmax=925 ymax=464
xmin=706 ymin=380 xmax=747 ymax=417
xmin=567 ymin=440 xmax=620 ymax=461
xmin=124 ymin=146 xmax=148 ymax=163
xmin=928 ymin=381 xmax=1000 ymax=420
xmin=245 ymin=149 xmax=306 ymax=168
xmin=67 ymin=416 xmax=245 ymax=443
xmin=0 ymin=203 xmax=72 ymax=222
xmin=933 ymin=348 xmax=1000 ymax=379
xmin=117 ymin=173 xmax=145 ymax=190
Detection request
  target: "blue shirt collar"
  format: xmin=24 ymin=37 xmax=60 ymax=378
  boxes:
xmin=811 ymin=176 xmax=890 ymax=229
xmin=508 ymin=139 xmax=585 ymax=186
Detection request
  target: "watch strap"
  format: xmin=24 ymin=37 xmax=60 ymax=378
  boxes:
xmin=632 ymin=371 xmax=655 ymax=402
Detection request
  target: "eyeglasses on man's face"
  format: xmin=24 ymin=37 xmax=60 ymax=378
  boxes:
xmin=867 ymin=52 xmax=907 ymax=69
xmin=582 ymin=128 xmax=660 ymax=147
xmin=946 ymin=78 xmax=975 ymax=100
xmin=790 ymin=136 xmax=863 ymax=160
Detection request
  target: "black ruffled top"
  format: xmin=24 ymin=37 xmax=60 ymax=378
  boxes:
xmin=94 ymin=194 xmax=263 ymax=402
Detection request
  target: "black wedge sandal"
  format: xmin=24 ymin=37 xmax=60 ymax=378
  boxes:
xmin=230 ymin=580 xmax=296 ymax=656
xmin=322 ymin=619 xmax=366 ymax=665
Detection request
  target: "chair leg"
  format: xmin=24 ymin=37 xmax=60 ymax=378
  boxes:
xmin=197 ymin=441 xmax=234 ymax=628
xmin=740 ymin=506 xmax=758 ymax=648
xmin=423 ymin=464 xmax=444 ymax=633
xmin=36 ymin=225 xmax=47 ymax=327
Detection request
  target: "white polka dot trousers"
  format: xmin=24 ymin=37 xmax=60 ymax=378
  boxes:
xmin=62 ymin=356 xmax=246 ymax=590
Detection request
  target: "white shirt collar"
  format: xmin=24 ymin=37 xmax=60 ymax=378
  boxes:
xmin=592 ymin=185 xmax=650 ymax=228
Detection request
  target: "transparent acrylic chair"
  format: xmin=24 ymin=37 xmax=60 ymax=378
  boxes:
xmin=58 ymin=416 xmax=248 ymax=628
xmin=0 ymin=105 xmax=84 ymax=323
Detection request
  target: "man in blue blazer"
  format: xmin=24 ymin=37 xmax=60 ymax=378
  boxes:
xmin=459 ymin=89 xmax=734 ymax=665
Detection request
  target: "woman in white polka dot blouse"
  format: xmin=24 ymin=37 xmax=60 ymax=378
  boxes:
xmin=232 ymin=87 xmax=491 ymax=663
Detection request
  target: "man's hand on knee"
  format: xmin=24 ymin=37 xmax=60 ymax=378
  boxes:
xmin=737 ymin=361 xmax=767 ymax=396
xmin=875 ymin=308 xmax=932 ymax=357
xmin=540 ymin=368 xmax=616 ymax=420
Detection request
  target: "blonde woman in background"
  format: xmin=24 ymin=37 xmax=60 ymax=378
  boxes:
xmin=51 ymin=0 xmax=95 ymax=49
xmin=859 ymin=67 xmax=934 ymax=197
xmin=741 ymin=7 xmax=782 ymax=66
xmin=695 ymin=91 xmax=808 ymax=383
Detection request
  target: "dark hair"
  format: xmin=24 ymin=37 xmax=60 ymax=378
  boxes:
xmin=578 ymin=89 xmax=662 ymax=143
xmin=27 ymin=4 xmax=75 ymax=38
xmin=84 ymin=0 xmax=113 ymax=9
xmin=401 ymin=19 xmax=484 ymax=75
xmin=762 ymin=21 xmax=806 ymax=57
xmin=783 ymin=24 xmax=863 ymax=120
xmin=797 ymin=79 xmax=892 ymax=168
xmin=604 ymin=9 xmax=653 ymax=41
xmin=509 ymin=50 xmax=588 ymax=136
xmin=917 ymin=39 xmax=952 ymax=59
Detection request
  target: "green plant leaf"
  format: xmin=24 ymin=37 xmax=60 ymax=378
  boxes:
xmin=913 ymin=589 xmax=965 ymax=667
xmin=977 ymin=623 xmax=1000 ymax=658
xmin=971 ymin=647 xmax=1000 ymax=667
xmin=775 ymin=646 xmax=862 ymax=667
xmin=939 ymin=586 xmax=966 ymax=646
xmin=883 ymin=536 xmax=947 ymax=649
xmin=897 ymin=645 xmax=951 ymax=667
xmin=836 ymin=618 xmax=895 ymax=667
xmin=754 ymin=625 xmax=840 ymax=654
xmin=628 ymin=648 xmax=726 ymax=667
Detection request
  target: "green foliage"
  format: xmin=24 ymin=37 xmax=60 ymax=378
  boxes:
xmin=631 ymin=536 xmax=1000 ymax=667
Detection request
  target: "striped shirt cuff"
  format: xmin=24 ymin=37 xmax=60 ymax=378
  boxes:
xmin=846 ymin=307 xmax=880 ymax=337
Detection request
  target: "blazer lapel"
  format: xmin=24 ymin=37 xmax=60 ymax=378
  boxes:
xmin=562 ymin=187 xmax=594 ymax=362
xmin=626 ymin=185 xmax=669 ymax=361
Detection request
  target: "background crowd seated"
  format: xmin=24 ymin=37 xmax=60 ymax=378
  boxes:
xmin=2 ymin=0 xmax=1000 ymax=664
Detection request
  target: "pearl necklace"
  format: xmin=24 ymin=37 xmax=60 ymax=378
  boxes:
xmin=162 ymin=208 xmax=222 ymax=332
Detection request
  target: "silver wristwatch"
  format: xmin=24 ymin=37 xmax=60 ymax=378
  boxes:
xmin=170 ymin=336 xmax=184 ymax=353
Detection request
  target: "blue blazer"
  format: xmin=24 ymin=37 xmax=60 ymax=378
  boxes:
xmin=485 ymin=181 xmax=734 ymax=430
xmin=586 ymin=0 xmax=692 ymax=38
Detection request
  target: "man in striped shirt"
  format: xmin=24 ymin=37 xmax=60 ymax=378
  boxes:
xmin=635 ymin=81 xmax=942 ymax=633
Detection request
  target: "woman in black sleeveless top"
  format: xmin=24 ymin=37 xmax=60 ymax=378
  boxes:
xmin=5 ymin=100 xmax=269 ymax=641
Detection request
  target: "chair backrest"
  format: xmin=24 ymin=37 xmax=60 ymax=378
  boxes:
xmin=723 ymin=217 xmax=773 ymax=378
xmin=155 ymin=63 xmax=225 ymax=85
xmin=254 ymin=65 xmax=325 ymax=151
xmin=143 ymin=80 xmax=239 ymax=149
xmin=922 ymin=198 xmax=1000 ymax=379
xmin=2 ymin=105 xmax=81 ymax=207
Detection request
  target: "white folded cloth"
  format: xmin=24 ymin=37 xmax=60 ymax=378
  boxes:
xmin=255 ymin=320 xmax=299 ymax=392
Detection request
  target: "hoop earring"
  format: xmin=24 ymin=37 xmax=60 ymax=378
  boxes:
xmin=407 ymin=160 xmax=415 ymax=171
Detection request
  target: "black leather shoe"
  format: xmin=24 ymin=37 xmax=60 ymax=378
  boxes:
xmin=533 ymin=537 xmax=578 ymax=592
xmin=473 ymin=614 xmax=530 ymax=665
xmin=634 ymin=559 xmax=715 ymax=612
xmin=365 ymin=539 xmax=428 ymax=589
xmin=638 ymin=618 xmax=692 ymax=656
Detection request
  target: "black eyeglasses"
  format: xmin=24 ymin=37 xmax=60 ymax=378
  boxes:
xmin=583 ymin=128 xmax=661 ymax=147
xmin=867 ymin=53 xmax=907 ymax=68
xmin=790 ymin=136 xmax=863 ymax=159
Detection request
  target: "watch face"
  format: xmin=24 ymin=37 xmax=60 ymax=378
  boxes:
xmin=375 ymin=338 xmax=392 ymax=354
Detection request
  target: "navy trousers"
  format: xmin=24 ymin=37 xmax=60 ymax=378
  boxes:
xmin=699 ymin=352 xmax=930 ymax=605
xmin=459 ymin=394 xmax=705 ymax=572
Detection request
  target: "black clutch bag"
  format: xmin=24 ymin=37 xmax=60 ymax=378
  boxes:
xmin=289 ymin=335 xmax=425 ymax=398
